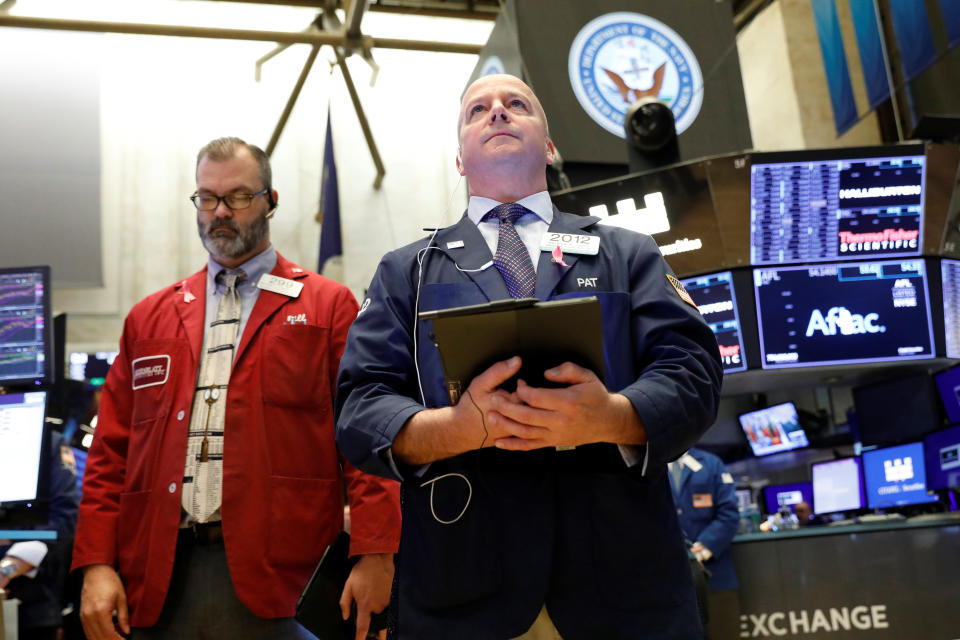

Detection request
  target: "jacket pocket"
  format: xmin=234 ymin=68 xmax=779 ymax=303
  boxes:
xmin=403 ymin=470 xmax=502 ymax=610
xmin=260 ymin=325 xmax=331 ymax=408
xmin=130 ymin=338 xmax=186 ymax=425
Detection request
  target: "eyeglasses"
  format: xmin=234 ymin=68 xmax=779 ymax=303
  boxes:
xmin=190 ymin=188 xmax=269 ymax=211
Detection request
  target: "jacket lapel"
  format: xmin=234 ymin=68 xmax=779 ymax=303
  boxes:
xmin=534 ymin=208 xmax=600 ymax=299
xmin=234 ymin=253 xmax=308 ymax=364
xmin=173 ymin=269 xmax=208 ymax=370
xmin=433 ymin=214 xmax=510 ymax=301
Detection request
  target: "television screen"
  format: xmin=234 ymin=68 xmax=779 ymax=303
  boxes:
xmin=739 ymin=401 xmax=810 ymax=456
xmin=862 ymin=442 xmax=939 ymax=509
xmin=762 ymin=481 xmax=813 ymax=515
xmin=933 ymin=363 xmax=960 ymax=425
xmin=812 ymin=457 xmax=865 ymax=514
xmin=679 ymin=271 xmax=747 ymax=373
xmin=0 ymin=390 xmax=50 ymax=527
xmin=0 ymin=266 xmax=51 ymax=386
xmin=942 ymin=259 xmax=960 ymax=358
xmin=754 ymin=259 xmax=935 ymax=368
xmin=924 ymin=425 xmax=960 ymax=491
xmin=853 ymin=373 xmax=943 ymax=447
xmin=750 ymin=145 xmax=924 ymax=265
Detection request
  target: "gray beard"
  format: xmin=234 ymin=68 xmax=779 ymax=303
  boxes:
xmin=198 ymin=213 xmax=268 ymax=261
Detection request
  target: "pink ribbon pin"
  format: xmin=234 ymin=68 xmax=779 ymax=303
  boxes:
xmin=552 ymin=245 xmax=571 ymax=267
xmin=180 ymin=280 xmax=196 ymax=303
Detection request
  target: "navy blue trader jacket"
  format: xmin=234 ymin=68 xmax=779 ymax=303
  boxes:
xmin=669 ymin=448 xmax=740 ymax=591
xmin=336 ymin=208 xmax=723 ymax=640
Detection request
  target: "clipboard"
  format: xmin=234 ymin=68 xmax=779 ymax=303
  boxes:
xmin=418 ymin=296 xmax=605 ymax=404
xmin=294 ymin=531 xmax=388 ymax=640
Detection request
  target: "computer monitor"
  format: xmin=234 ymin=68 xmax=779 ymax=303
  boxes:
xmin=0 ymin=390 xmax=50 ymax=527
xmin=735 ymin=488 xmax=753 ymax=511
xmin=942 ymin=258 xmax=960 ymax=358
xmin=0 ymin=265 xmax=52 ymax=387
xmin=754 ymin=259 xmax=935 ymax=368
xmin=933 ymin=363 xmax=960 ymax=425
xmin=739 ymin=401 xmax=810 ymax=456
xmin=68 ymin=351 xmax=118 ymax=386
xmin=762 ymin=481 xmax=813 ymax=516
xmin=862 ymin=442 xmax=939 ymax=510
xmin=750 ymin=144 xmax=925 ymax=265
xmin=924 ymin=425 xmax=960 ymax=491
xmin=679 ymin=271 xmax=748 ymax=373
xmin=812 ymin=457 xmax=865 ymax=514
xmin=853 ymin=373 xmax=944 ymax=447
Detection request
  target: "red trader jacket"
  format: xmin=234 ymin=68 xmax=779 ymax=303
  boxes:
xmin=72 ymin=253 xmax=401 ymax=626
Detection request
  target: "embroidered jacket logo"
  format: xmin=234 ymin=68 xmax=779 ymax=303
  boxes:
xmin=805 ymin=307 xmax=885 ymax=337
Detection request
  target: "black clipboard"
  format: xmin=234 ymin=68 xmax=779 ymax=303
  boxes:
xmin=295 ymin=531 xmax=388 ymax=640
xmin=418 ymin=296 xmax=605 ymax=404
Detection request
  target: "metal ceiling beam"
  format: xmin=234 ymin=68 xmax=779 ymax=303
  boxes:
xmin=265 ymin=44 xmax=320 ymax=156
xmin=0 ymin=14 xmax=483 ymax=54
xmin=334 ymin=46 xmax=385 ymax=188
xmin=186 ymin=0 xmax=499 ymax=20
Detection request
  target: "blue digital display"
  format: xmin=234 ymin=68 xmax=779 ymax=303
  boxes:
xmin=679 ymin=271 xmax=747 ymax=373
xmin=754 ymin=259 xmax=935 ymax=368
xmin=934 ymin=364 xmax=960 ymax=425
xmin=924 ymin=426 xmax=960 ymax=491
xmin=762 ymin=481 xmax=813 ymax=515
xmin=862 ymin=442 xmax=938 ymax=509
xmin=750 ymin=150 xmax=924 ymax=265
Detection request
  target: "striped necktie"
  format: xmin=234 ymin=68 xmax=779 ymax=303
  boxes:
xmin=483 ymin=202 xmax=536 ymax=299
xmin=182 ymin=269 xmax=244 ymax=523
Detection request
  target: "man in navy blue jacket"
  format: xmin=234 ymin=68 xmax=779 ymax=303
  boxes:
xmin=669 ymin=448 xmax=741 ymax=639
xmin=335 ymin=74 xmax=723 ymax=639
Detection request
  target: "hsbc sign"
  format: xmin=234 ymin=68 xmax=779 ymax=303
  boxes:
xmin=740 ymin=605 xmax=890 ymax=637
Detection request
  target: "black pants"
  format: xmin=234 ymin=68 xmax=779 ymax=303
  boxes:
xmin=130 ymin=529 xmax=314 ymax=640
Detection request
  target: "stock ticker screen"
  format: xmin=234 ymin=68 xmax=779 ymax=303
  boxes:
xmin=750 ymin=151 xmax=924 ymax=265
xmin=942 ymin=258 xmax=960 ymax=359
xmin=0 ymin=268 xmax=49 ymax=385
xmin=680 ymin=271 xmax=747 ymax=373
xmin=754 ymin=259 xmax=935 ymax=369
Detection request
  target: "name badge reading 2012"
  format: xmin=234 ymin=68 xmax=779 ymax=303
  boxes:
xmin=539 ymin=232 xmax=600 ymax=256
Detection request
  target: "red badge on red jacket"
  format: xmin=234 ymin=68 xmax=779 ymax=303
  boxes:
xmin=131 ymin=355 xmax=171 ymax=389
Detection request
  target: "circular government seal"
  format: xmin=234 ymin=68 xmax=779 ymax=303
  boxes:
xmin=479 ymin=55 xmax=505 ymax=77
xmin=568 ymin=12 xmax=703 ymax=138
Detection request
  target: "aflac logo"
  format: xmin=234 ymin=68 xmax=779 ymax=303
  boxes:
xmin=568 ymin=12 xmax=703 ymax=138
xmin=806 ymin=307 xmax=885 ymax=337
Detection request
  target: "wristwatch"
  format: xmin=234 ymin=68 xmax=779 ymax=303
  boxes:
xmin=0 ymin=560 xmax=17 ymax=579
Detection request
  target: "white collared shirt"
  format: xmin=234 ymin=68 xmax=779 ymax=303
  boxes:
xmin=467 ymin=191 xmax=554 ymax=271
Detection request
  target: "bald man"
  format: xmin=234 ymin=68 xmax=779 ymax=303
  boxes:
xmin=335 ymin=75 xmax=722 ymax=639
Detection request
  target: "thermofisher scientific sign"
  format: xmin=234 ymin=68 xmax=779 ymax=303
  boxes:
xmin=568 ymin=12 xmax=703 ymax=138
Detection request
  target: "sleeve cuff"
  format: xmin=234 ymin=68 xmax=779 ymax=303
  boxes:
xmin=7 ymin=540 xmax=48 ymax=577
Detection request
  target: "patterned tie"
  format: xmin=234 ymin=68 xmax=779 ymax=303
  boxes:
xmin=483 ymin=203 xmax=536 ymax=299
xmin=182 ymin=269 xmax=244 ymax=523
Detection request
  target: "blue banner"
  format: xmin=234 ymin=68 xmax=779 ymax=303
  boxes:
xmin=318 ymin=108 xmax=342 ymax=274
xmin=941 ymin=0 xmax=960 ymax=48
xmin=848 ymin=0 xmax=889 ymax=110
xmin=889 ymin=1 xmax=937 ymax=80
xmin=811 ymin=0 xmax=858 ymax=135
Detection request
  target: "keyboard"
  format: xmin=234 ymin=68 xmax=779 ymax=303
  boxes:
xmin=906 ymin=512 xmax=960 ymax=523
xmin=857 ymin=513 xmax=905 ymax=523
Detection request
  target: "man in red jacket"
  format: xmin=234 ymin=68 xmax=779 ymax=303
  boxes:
xmin=73 ymin=137 xmax=401 ymax=640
